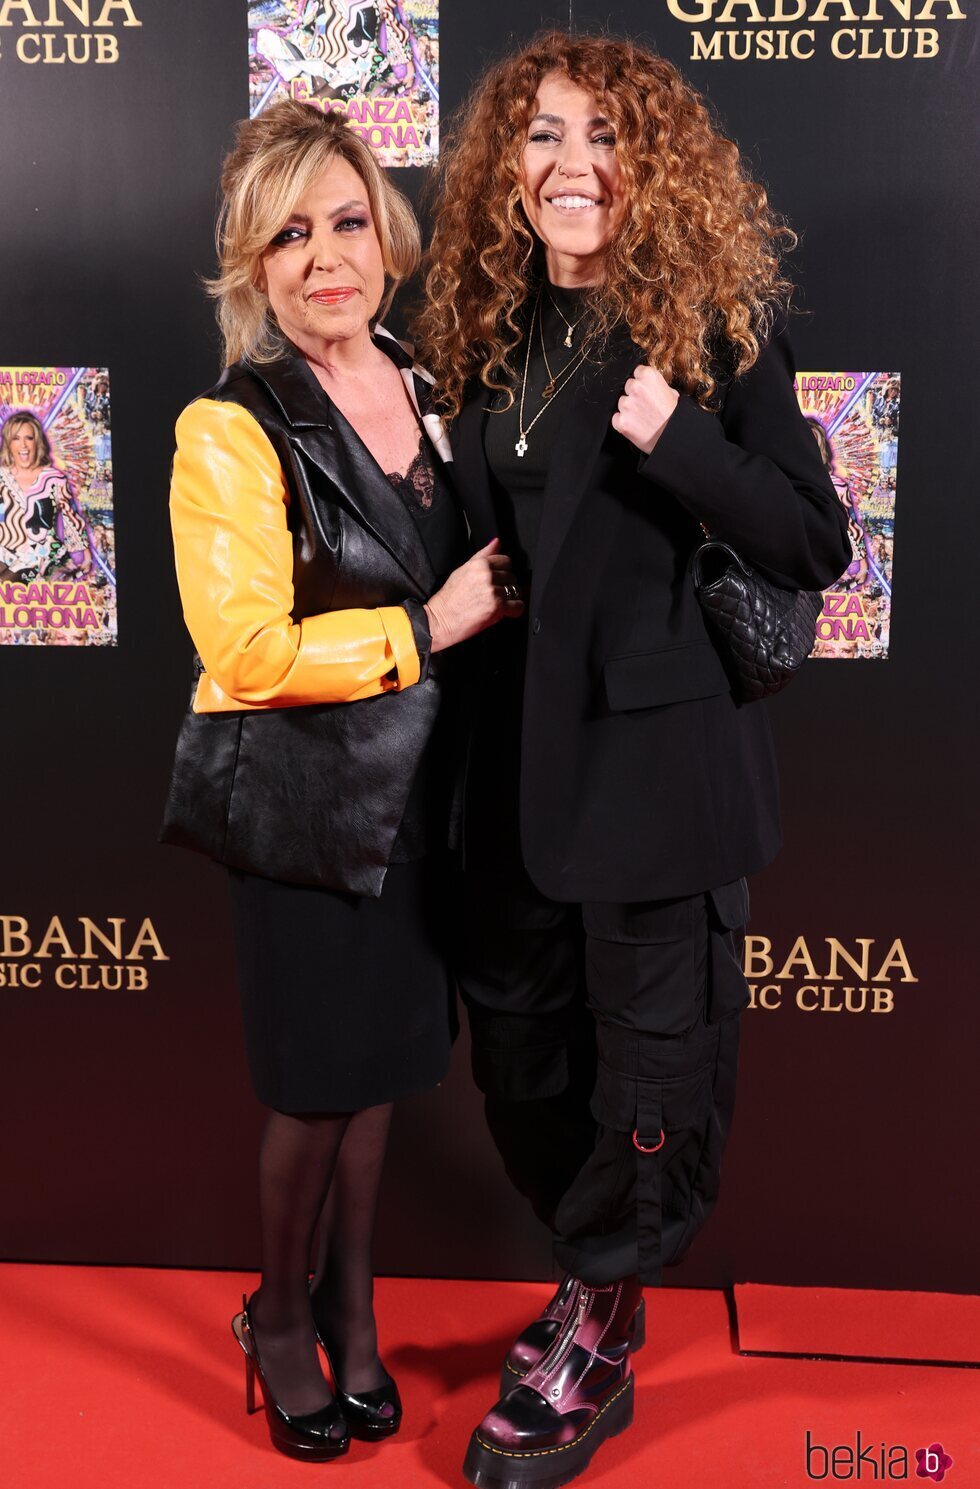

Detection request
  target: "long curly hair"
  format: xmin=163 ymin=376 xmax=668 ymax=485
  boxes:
xmin=415 ymin=30 xmax=797 ymax=422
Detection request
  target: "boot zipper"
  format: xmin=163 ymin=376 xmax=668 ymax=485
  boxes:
xmin=539 ymin=1285 xmax=593 ymax=1398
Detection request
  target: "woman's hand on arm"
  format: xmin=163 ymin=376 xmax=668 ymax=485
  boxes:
xmin=633 ymin=313 xmax=853 ymax=592
xmin=424 ymin=537 xmax=524 ymax=653
xmin=170 ymin=399 xmax=423 ymax=711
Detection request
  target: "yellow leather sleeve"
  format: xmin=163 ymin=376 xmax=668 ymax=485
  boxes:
xmin=170 ymin=399 xmax=421 ymax=713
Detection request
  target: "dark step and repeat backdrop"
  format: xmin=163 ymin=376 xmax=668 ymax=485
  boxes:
xmin=0 ymin=1 xmax=977 ymax=1290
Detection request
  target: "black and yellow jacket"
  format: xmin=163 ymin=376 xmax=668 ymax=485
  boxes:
xmin=161 ymin=328 xmax=456 ymax=895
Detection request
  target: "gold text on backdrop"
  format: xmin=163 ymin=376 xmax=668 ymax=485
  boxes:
xmin=0 ymin=0 xmax=141 ymax=65
xmin=744 ymin=935 xmax=916 ymax=1013
xmin=0 ymin=915 xmax=167 ymax=991
xmin=662 ymin=0 xmax=966 ymax=60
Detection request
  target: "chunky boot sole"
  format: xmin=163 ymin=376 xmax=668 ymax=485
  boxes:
xmin=499 ymin=1300 xmax=646 ymax=1397
xmin=462 ymin=1374 xmax=634 ymax=1489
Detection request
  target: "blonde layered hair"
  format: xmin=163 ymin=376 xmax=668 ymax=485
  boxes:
xmin=210 ymin=99 xmax=421 ymax=366
xmin=1 ymin=412 xmax=51 ymax=471
xmin=416 ymin=30 xmax=797 ymax=421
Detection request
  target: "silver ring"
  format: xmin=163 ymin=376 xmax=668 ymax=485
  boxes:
xmin=505 ymin=584 xmax=519 ymax=600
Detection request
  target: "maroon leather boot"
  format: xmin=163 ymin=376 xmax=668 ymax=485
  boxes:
xmin=464 ymin=1277 xmax=643 ymax=1489
xmin=499 ymin=1277 xmax=646 ymax=1395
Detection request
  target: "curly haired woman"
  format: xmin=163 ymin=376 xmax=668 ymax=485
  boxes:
xmin=416 ymin=30 xmax=851 ymax=1489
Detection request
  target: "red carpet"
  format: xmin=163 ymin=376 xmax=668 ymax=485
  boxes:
xmin=735 ymin=1282 xmax=980 ymax=1366
xmin=1 ymin=1265 xmax=977 ymax=1489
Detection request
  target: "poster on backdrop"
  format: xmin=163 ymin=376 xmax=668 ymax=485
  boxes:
xmin=0 ymin=366 xmax=116 ymax=647
xmin=796 ymin=371 xmax=900 ymax=660
xmin=248 ymin=0 xmax=439 ymax=166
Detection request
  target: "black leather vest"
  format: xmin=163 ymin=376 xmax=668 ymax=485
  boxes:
xmin=161 ymin=340 xmax=457 ymax=896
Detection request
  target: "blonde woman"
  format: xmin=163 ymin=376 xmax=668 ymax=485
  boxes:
xmin=162 ymin=99 xmax=521 ymax=1462
xmin=418 ymin=31 xmax=851 ymax=1488
xmin=0 ymin=412 xmax=90 ymax=579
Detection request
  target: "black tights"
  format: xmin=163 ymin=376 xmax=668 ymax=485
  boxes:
xmin=249 ymin=1102 xmax=393 ymax=1416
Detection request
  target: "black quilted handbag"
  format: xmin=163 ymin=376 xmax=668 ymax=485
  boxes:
xmin=691 ymin=538 xmax=823 ymax=702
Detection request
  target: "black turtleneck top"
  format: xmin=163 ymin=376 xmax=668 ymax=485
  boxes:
xmin=467 ymin=283 xmax=593 ymax=874
xmin=483 ymin=281 xmax=592 ymax=581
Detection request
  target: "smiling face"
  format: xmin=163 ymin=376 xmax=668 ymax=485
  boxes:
xmin=8 ymin=421 xmax=40 ymax=470
xmin=519 ymin=71 xmax=625 ymax=288
xmin=257 ymin=156 xmax=386 ymax=359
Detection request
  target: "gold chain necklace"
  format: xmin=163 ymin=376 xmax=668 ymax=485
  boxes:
xmin=547 ymin=290 xmax=587 ymax=349
xmin=515 ymin=290 xmax=589 ymax=458
xmin=538 ymin=289 xmax=591 ymax=398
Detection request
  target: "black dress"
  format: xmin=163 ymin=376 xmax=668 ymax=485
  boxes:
xmin=227 ymin=426 xmax=466 ymax=1115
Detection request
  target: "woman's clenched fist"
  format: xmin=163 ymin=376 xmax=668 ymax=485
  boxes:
xmin=611 ymin=364 xmax=680 ymax=456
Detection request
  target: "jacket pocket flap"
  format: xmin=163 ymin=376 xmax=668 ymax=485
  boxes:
xmin=603 ymin=642 xmax=728 ymax=711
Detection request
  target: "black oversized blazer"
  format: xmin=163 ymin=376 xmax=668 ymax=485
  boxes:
xmin=451 ymin=311 xmax=853 ymax=903
xmin=162 ymin=331 xmax=456 ymax=896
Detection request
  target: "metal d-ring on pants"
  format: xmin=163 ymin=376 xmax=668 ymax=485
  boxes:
xmin=458 ymin=872 xmax=751 ymax=1286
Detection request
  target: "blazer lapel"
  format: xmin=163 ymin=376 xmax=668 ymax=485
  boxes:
xmin=532 ymin=335 xmax=639 ymax=605
xmin=304 ymin=410 xmax=436 ymax=595
xmin=252 ymin=345 xmax=436 ymax=596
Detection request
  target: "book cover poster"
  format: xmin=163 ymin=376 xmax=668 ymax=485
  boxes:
xmin=249 ymin=1 xmax=439 ymax=167
xmin=796 ymin=372 xmax=900 ymax=659
xmin=0 ymin=367 xmax=116 ymax=647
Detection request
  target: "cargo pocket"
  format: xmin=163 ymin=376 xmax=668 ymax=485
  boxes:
xmin=667 ymin=1012 xmax=744 ymax=1268
xmin=582 ymin=895 xmax=706 ymax=1036
xmin=705 ymin=879 xmax=751 ymax=1023
xmin=588 ymin=1022 xmax=717 ymax=1286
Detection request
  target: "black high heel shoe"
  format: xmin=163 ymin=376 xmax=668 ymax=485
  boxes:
xmin=309 ymin=1289 xmax=403 ymax=1440
xmin=232 ymin=1294 xmax=350 ymax=1462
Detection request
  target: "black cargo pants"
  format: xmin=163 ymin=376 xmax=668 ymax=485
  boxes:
xmin=457 ymin=871 xmax=751 ymax=1286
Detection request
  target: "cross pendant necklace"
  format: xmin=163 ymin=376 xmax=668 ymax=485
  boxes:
xmin=514 ymin=288 xmax=588 ymax=458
